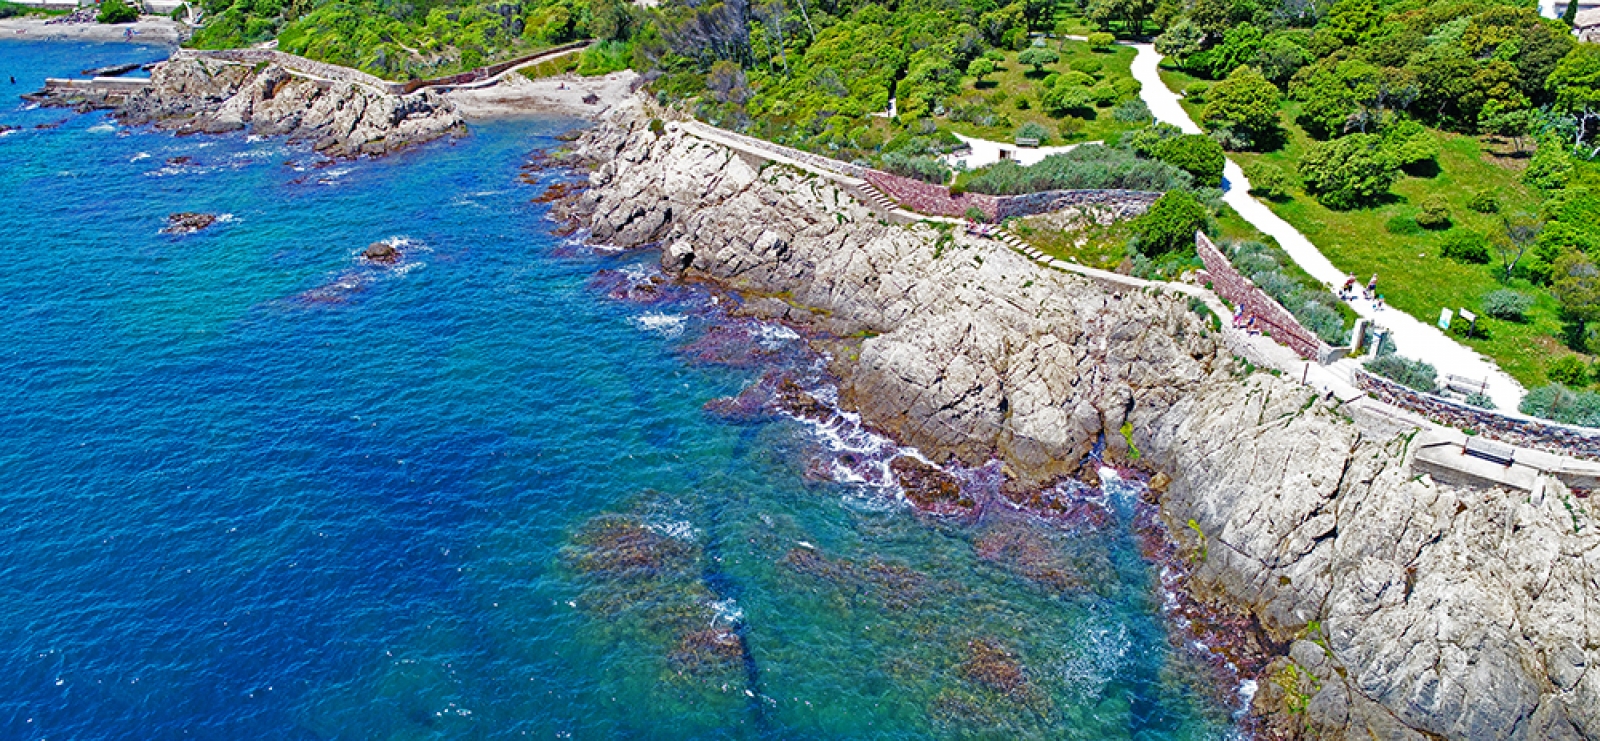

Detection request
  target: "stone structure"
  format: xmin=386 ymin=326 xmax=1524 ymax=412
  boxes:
xmin=1194 ymin=231 xmax=1333 ymax=361
xmin=1355 ymin=368 xmax=1600 ymax=462
xmin=560 ymin=100 xmax=1600 ymax=740
xmin=176 ymin=43 xmax=590 ymax=96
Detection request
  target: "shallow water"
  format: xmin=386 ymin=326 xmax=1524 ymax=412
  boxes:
xmin=0 ymin=41 xmax=1243 ymax=739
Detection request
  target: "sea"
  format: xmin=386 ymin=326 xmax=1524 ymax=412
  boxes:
xmin=0 ymin=41 xmax=1247 ymax=740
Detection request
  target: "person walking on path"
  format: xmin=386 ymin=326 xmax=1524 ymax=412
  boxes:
xmin=1366 ymin=274 xmax=1378 ymax=300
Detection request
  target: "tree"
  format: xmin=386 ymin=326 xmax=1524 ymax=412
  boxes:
xmin=1040 ymin=83 xmax=1093 ymax=116
xmin=1087 ymin=32 xmax=1115 ymax=50
xmin=967 ymin=57 xmax=996 ymax=84
xmin=1017 ymin=121 xmax=1052 ymax=143
xmin=1134 ymin=190 xmax=1208 ymax=256
xmin=1549 ymin=45 xmax=1600 ymax=157
xmin=1154 ymin=19 xmax=1204 ymax=64
xmin=1566 ymin=0 xmax=1580 ymax=27
xmin=1200 ymin=65 xmax=1280 ymax=150
xmin=98 ymin=0 xmax=140 ymax=24
xmin=1299 ymin=134 xmax=1398 ymax=209
xmin=1086 ymin=0 xmax=1157 ymax=34
xmin=1152 ymin=134 xmax=1225 ymax=187
xmin=1554 ymin=251 xmax=1600 ymax=348
xmin=1493 ymin=215 xmax=1544 ymax=283
xmin=1524 ymin=138 xmax=1574 ymax=191
xmin=1018 ymin=47 xmax=1059 ymax=74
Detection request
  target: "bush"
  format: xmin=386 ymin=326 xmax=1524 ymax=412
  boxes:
xmin=1385 ymin=215 xmax=1422 ymax=235
xmin=1183 ymin=83 xmax=1209 ymax=103
xmin=1087 ymin=31 xmax=1115 ymax=49
xmin=1112 ymin=98 xmax=1152 ymax=124
xmin=1414 ymin=195 xmax=1451 ymax=229
xmin=1441 ymin=230 xmax=1491 ymax=264
xmin=1548 ymin=355 xmax=1592 ymax=387
xmin=1151 ymin=134 xmax=1225 ymax=188
xmin=960 ymin=144 xmax=1193 ymax=195
xmin=1018 ymin=47 xmax=1060 ymax=73
xmin=1069 ymin=58 xmax=1103 ymax=77
xmin=1244 ymin=162 xmax=1295 ymax=200
xmin=1464 ymin=392 xmax=1496 ymax=409
xmin=1364 ymin=354 xmax=1438 ymax=393
xmin=964 ymin=206 xmax=988 ymax=223
xmin=1015 ymin=121 xmax=1051 ymax=144
xmin=98 ymin=0 xmax=139 ymax=24
xmin=1299 ymin=134 xmax=1399 ymax=210
xmin=1520 ymin=384 xmax=1600 ymax=426
xmin=879 ymin=152 xmax=952 ymax=185
xmin=1133 ymin=190 xmax=1208 ymax=256
xmin=1467 ymin=189 xmax=1500 ymax=214
xmin=1481 ymin=289 xmax=1532 ymax=321
xmin=1524 ymin=140 xmax=1573 ymax=190
xmin=1199 ymin=66 xmax=1282 ymax=150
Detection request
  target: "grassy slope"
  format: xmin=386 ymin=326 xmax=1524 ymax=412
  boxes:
xmin=1158 ymin=62 xmax=1567 ymax=385
xmin=942 ymin=40 xmax=1143 ymax=146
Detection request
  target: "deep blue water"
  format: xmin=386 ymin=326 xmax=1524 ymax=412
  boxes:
xmin=0 ymin=41 xmax=1241 ymax=740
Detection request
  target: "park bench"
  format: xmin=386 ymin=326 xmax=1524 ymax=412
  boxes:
xmin=1014 ymin=137 xmax=1040 ymax=148
xmin=1444 ymin=374 xmax=1487 ymax=396
xmin=1463 ymin=436 xmax=1515 ymax=467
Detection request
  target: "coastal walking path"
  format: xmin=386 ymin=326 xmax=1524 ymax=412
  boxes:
xmin=1125 ymin=42 xmax=1527 ymax=412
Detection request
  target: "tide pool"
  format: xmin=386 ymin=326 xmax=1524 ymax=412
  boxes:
xmin=0 ymin=41 xmax=1242 ymax=740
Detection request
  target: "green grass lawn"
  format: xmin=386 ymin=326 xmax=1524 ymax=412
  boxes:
xmin=516 ymin=53 xmax=579 ymax=81
xmin=940 ymin=41 xmax=1143 ymax=147
xmin=1223 ymin=101 xmax=1570 ymax=385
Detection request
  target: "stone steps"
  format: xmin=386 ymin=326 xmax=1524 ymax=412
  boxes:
xmin=855 ymin=182 xmax=899 ymax=215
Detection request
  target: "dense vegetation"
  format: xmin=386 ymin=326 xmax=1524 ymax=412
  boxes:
xmin=1155 ymin=0 xmax=1600 ymax=406
xmin=189 ymin=0 xmax=621 ymax=79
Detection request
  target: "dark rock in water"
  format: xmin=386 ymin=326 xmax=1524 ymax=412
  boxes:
xmin=891 ymin=456 xmax=975 ymax=514
xmin=166 ymin=156 xmax=194 ymax=167
xmin=34 ymin=120 xmax=65 ymax=130
xmin=363 ymin=241 xmax=399 ymax=264
xmin=81 ymin=63 xmax=142 ymax=77
xmin=775 ymin=377 xmax=830 ymax=420
xmin=0 ymin=125 xmax=15 ymax=135
xmin=162 ymin=212 xmax=218 ymax=235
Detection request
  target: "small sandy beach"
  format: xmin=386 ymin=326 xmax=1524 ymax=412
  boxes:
xmin=445 ymin=70 xmax=639 ymax=120
xmin=0 ymin=17 xmax=185 ymax=46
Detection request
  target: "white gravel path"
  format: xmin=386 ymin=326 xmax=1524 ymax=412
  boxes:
xmin=1127 ymin=42 xmax=1526 ymax=411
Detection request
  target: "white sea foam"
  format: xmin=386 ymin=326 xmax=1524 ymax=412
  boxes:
xmin=755 ymin=323 xmax=800 ymax=349
xmin=130 ymin=152 xmax=150 ymax=161
xmin=1057 ymin=618 xmax=1130 ymax=700
xmin=708 ymin=598 xmax=744 ymax=626
xmin=646 ymin=518 xmax=697 ymax=541
xmin=632 ymin=312 xmax=686 ymax=337
xmin=86 ymin=123 xmax=115 ymax=133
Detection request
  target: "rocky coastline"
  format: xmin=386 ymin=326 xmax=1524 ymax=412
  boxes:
xmin=555 ymin=99 xmax=1600 ymax=740
xmin=34 ymin=55 xmax=464 ymax=158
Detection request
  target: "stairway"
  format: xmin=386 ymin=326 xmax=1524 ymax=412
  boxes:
xmin=854 ymin=182 xmax=899 ymax=215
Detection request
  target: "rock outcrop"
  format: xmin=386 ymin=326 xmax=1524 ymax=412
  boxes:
xmin=560 ymin=101 xmax=1600 ymax=740
xmin=114 ymin=56 xmax=463 ymax=157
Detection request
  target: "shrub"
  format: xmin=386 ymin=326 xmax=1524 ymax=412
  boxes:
xmin=1364 ymin=354 xmax=1438 ymax=393
xmin=1520 ymin=384 xmax=1600 ymax=426
xmin=1524 ymin=139 xmax=1573 ymax=190
xmin=1441 ymin=230 xmax=1491 ymax=264
xmin=1018 ymin=47 xmax=1060 ymax=73
xmin=964 ymin=206 xmax=988 ymax=223
xmin=1467 ymin=189 xmax=1500 ymax=214
xmin=1548 ymin=355 xmax=1592 ymax=387
xmin=1151 ymin=134 xmax=1225 ymax=188
xmin=1299 ymin=134 xmax=1399 ymax=210
xmin=1244 ymin=162 xmax=1295 ymax=200
xmin=1183 ymin=83 xmax=1209 ymax=103
xmin=1069 ymin=58 xmax=1104 ymax=77
xmin=1016 ymin=121 xmax=1051 ymax=144
xmin=1464 ymin=392 xmax=1496 ymax=409
xmin=1297 ymin=299 xmax=1348 ymax=345
xmin=1112 ymin=98 xmax=1152 ymax=123
xmin=1385 ymin=215 xmax=1422 ymax=235
xmin=1414 ymin=195 xmax=1451 ymax=229
xmin=1091 ymin=84 xmax=1119 ymax=106
xmin=879 ymin=152 xmax=951 ymax=184
xmin=1087 ymin=31 xmax=1115 ymax=49
xmin=960 ymin=144 xmax=1192 ymax=195
xmin=98 ymin=0 xmax=139 ymax=23
xmin=1133 ymin=190 xmax=1208 ymax=256
xmin=1481 ymin=289 xmax=1532 ymax=321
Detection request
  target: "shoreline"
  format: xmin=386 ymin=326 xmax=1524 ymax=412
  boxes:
xmin=444 ymin=70 xmax=638 ymax=121
xmin=0 ymin=17 xmax=186 ymax=46
xmin=552 ymin=99 xmax=1600 ymax=740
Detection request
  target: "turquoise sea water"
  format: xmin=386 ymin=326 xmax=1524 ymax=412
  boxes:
xmin=0 ymin=41 xmax=1245 ymax=740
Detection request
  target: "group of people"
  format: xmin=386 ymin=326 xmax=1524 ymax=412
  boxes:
xmin=1340 ymin=273 xmax=1385 ymax=310
xmin=1231 ymin=305 xmax=1262 ymax=336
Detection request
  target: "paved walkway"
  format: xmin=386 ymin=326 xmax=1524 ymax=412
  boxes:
xmin=1126 ymin=42 xmax=1527 ymax=412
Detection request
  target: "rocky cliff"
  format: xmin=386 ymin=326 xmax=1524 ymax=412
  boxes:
xmin=560 ymin=101 xmax=1600 ymax=740
xmin=113 ymin=56 xmax=463 ymax=157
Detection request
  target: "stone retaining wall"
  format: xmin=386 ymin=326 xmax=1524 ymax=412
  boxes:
xmin=1354 ymin=368 xmax=1600 ymax=462
xmin=1195 ymin=232 xmax=1331 ymax=361
xmin=992 ymin=188 xmax=1160 ymax=222
xmin=684 ymin=122 xmax=873 ymax=179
